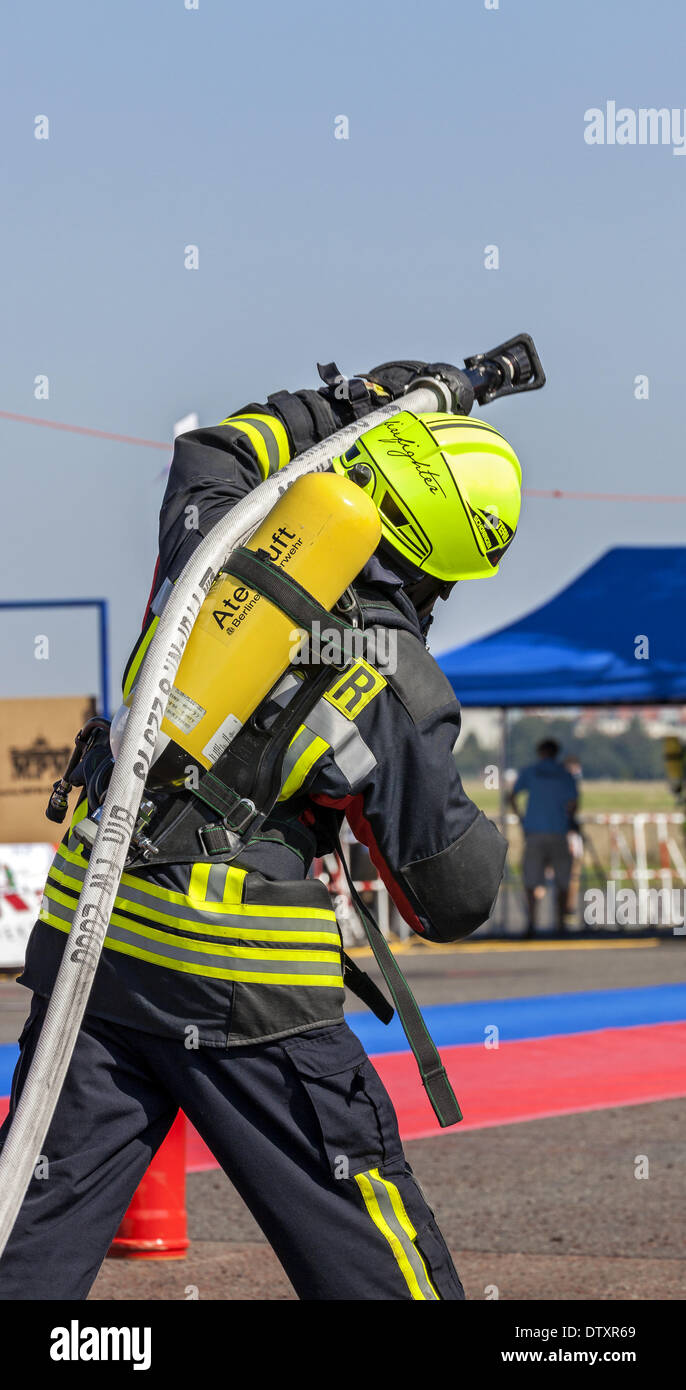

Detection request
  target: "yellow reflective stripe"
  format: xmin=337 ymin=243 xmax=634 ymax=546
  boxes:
xmin=48 ymin=863 xmax=84 ymax=895
xmin=188 ymin=862 xmax=211 ymax=901
xmin=354 ymin=1169 xmax=440 ymax=1301
xmin=278 ymin=733 xmax=329 ymax=801
xmin=222 ymin=869 xmax=245 ymax=904
xmin=42 ymin=893 xmax=340 ymax=959
xmin=230 ymin=420 xmax=271 ymax=477
xmin=216 ymin=414 xmax=290 ymax=481
xmin=63 ymin=801 xmax=89 ymax=860
xmin=40 ymin=913 xmax=342 ymax=985
xmin=53 ymin=840 xmax=332 ymax=920
xmin=117 ymin=877 xmax=334 ymax=921
xmin=42 ymin=878 xmax=338 ymax=944
xmin=123 ymin=616 xmax=159 ymax=699
xmin=100 ymin=915 xmax=338 ymax=961
xmin=188 ymin=863 xmax=245 ymax=906
xmin=229 ymin=413 xmax=290 ymax=467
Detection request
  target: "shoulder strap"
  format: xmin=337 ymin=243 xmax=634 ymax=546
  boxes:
xmin=333 ymin=827 xmax=463 ymax=1128
xmin=227 ymin=547 xmax=354 ymax=641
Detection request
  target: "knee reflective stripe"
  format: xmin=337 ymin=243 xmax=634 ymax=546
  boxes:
xmin=354 ymin=1169 xmax=440 ymax=1301
xmin=217 ymin=413 xmax=291 ymax=480
xmin=40 ymin=842 xmax=343 ymax=986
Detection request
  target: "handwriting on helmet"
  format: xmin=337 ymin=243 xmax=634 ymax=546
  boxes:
xmin=380 ymin=420 xmax=446 ymax=498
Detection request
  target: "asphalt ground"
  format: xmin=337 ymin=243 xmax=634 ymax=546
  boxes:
xmin=1 ymin=939 xmax=684 ymax=1301
xmin=1 ymin=937 xmax=682 ymax=1044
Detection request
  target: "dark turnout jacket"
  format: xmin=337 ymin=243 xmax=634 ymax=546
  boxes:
xmin=21 ymin=369 xmax=507 ymax=1047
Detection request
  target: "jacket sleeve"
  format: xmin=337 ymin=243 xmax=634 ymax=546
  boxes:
xmin=123 ymin=363 xmax=406 ymax=696
xmin=308 ymin=639 xmax=507 ymax=943
xmin=154 ymin=372 xmax=391 ymax=588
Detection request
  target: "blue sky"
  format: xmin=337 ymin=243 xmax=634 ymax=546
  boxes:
xmin=2 ymin=0 xmax=685 ymax=710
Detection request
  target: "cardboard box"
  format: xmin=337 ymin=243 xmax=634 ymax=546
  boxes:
xmin=0 ymin=696 xmax=96 ymax=842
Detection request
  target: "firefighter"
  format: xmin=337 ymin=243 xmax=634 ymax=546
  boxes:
xmin=0 ymin=359 xmax=521 ymax=1301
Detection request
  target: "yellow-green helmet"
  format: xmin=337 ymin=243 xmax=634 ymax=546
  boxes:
xmin=332 ymin=411 xmax=522 ymax=582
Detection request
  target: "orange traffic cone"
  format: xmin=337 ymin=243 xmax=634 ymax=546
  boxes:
xmin=109 ymin=1110 xmax=189 ymax=1259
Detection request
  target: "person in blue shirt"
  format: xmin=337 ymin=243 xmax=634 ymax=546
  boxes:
xmin=509 ymin=739 xmax=579 ymax=937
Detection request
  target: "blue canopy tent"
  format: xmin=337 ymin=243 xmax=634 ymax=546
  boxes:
xmin=438 ymin=547 xmax=686 ymax=708
xmin=437 ymin=548 xmax=686 ymax=935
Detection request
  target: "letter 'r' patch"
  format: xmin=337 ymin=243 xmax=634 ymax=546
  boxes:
xmin=324 ymin=660 xmax=386 ymax=720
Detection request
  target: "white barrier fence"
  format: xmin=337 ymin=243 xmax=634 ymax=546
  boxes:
xmin=319 ymin=812 xmax=686 ymax=943
xmin=593 ymin=812 xmax=686 ymax=889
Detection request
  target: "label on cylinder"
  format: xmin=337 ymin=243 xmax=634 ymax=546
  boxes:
xmin=202 ymin=712 xmax=243 ymax=763
xmin=166 ymin=686 xmax=206 ymax=734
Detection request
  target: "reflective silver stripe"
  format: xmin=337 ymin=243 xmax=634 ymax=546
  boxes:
xmin=281 ymin=726 xmax=320 ymax=785
xmin=151 ymin=576 xmax=174 ymax=616
xmin=53 ymin=851 xmax=87 ymax=881
xmin=271 ymin=672 xmax=301 ymax=706
xmin=365 ymin=1172 xmax=440 ymax=1301
xmin=100 ymin=922 xmax=340 ymax=974
xmin=50 ymin=861 xmax=339 ymax=935
xmin=223 ymin=418 xmax=281 ymax=475
xmin=43 ymin=883 xmax=339 ymax=946
xmin=304 ymin=700 xmax=376 ymax=783
xmin=53 ymin=868 xmax=231 ymax=928
xmin=40 ymin=893 xmax=77 ymax=925
xmin=42 ymin=895 xmax=340 ymax=977
xmin=205 ymin=864 xmax=229 ymax=902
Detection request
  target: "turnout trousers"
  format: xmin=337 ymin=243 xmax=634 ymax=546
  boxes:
xmin=0 ymin=997 xmax=464 ymax=1301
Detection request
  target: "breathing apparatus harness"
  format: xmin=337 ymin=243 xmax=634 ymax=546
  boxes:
xmin=127 ymin=552 xmax=362 ymax=868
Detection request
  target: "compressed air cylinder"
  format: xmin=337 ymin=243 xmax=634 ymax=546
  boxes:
xmin=148 ymin=471 xmax=381 ymax=786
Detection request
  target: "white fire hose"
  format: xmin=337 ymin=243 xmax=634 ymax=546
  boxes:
xmin=0 ymin=384 xmax=444 ymax=1257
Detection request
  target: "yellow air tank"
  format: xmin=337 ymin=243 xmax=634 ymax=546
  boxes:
xmin=149 ymin=471 xmax=381 ymax=785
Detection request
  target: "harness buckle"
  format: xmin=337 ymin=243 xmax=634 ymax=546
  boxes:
xmin=225 ymin=797 xmax=258 ymax=834
xmin=197 ymin=798 xmax=259 ymax=857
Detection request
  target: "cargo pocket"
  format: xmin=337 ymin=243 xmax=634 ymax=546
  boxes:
xmin=281 ymin=1023 xmax=403 ymax=1180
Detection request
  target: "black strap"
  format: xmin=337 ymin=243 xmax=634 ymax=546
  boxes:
xmin=133 ymin=662 xmax=338 ymax=867
xmin=316 ymin=361 xmax=341 ymax=389
xmin=341 ymin=952 xmax=394 ymax=1025
xmin=316 ymin=362 xmax=375 ymax=421
xmin=334 ymin=829 xmax=462 ymax=1128
xmin=266 ymin=390 xmax=314 ymax=454
xmin=227 ymin=548 xmax=354 ymax=644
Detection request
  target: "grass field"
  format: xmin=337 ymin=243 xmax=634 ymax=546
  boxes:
xmin=462 ymin=778 xmax=677 ymax=818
